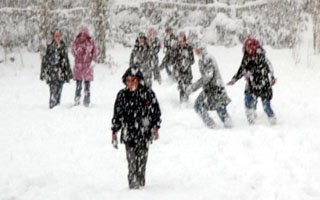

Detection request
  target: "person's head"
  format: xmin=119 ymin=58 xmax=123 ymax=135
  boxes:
xmin=243 ymin=36 xmax=261 ymax=57
xmin=194 ymin=42 xmax=206 ymax=56
xmin=77 ymin=26 xmax=90 ymax=42
xmin=147 ymin=27 xmax=156 ymax=39
xmin=178 ymin=31 xmax=187 ymax=46
xmin=122 ymin=66 xmax=144 ymax=91
xmin=53 ymin=30 xmax=62 ymax=44
xmin=138 ymin=32 xmax=146 ymax=45
xmin=165 ymin=27 xmax=172 ymax=37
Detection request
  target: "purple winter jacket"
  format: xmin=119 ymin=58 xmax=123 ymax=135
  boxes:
xmin=72 ymin=26 xmax=97 ymax=81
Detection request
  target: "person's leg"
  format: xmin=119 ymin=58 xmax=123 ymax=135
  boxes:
xmin=216 ymin=106 xmax=233 ymax=128
xmin=244 ymin=92 xmax=257 ymax=124
xmin=49 ymin=81 xmax=59 ymax=109
xmin=262 ymin=98 xmax=277 ymax=125
xmin=125 ymin=145 xmax=139 ymax=189
xmin=56 ymin=81 xmax=64 ymax=105
xmin=136 ymin=143 xmax=149 ymax=187
xmin=194 ymin=93 xmax=215 ymax=128
xmin=49 ymin=82 xmax=55 ymax=109
xmin=83 ymin=81 xmax=91 ymax=107
xmin=74 ymin=80 xmax=82 ymax=105
xmin=152 ymin=56 xmax=161 ymax=84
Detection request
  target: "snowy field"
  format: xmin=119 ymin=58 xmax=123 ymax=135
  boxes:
xmin=1 ymin=45 xmax=320 ymax=200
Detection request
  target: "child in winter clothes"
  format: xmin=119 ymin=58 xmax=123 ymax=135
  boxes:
xmin=160 ymin=27 xmax=178 ymax=78
xmin=72 ymin=26 xmax=97 ymax=107
xmin=40 ymin=30 xmax=73 ymax=109
xmin=147 ymin=28 xmax=162 ymax=84
xmin=111 ymin=66 xmax=161 ymax=189
xmin=186 ymin=44 xmax=232 ymax=128
xmin=130 ymin=32 xmax=153 ymax=88
xmin=227 ymin=36 xmax=277 ymax=125
xmin=174 ymin=32 xmax=194 ymax=102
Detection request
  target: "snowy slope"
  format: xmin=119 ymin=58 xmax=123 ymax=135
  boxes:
xmin=1 ymin=46 xmax=320 ymax=200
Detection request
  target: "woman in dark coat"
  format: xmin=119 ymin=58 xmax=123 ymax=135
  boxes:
xmin=227 ymin=36 xmax=277 ymax=125
xmin=111 ymin=66 xmax=161 ymax=189
xmin=40 ymin=30 xmax=73 ymax=109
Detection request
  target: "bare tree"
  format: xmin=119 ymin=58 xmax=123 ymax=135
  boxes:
xmin=91 ymin=0 xmax=109 ymax=63
xmin=36 ymin=0 xmax=51 ymax=58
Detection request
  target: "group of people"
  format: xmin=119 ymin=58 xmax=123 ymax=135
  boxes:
xmin=39 ymin=25 xmax=277 ymax=190
xmin=40 ymin=26 xmax=97 ymax=108
xmin=111 ymin=28 xmax=277 ymax=189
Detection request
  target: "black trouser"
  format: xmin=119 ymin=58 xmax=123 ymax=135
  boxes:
xmin=151 ymin=56 xmax=161 ymax=82
xmin=48 ymin=81 xmax=64 ymax=109
xmin=160 ymin=54 xmax=174 ymax=77
xmin=75 ymin=80 xmax=91 ymax=105
xmin=125 ymin=143 xmax=149 ymax=188
xmin=178 ymin=73 xmax=192 ymax=102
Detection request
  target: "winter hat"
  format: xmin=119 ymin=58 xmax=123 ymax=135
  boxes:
xmin=51 ymin=29 xmax=62 ymax=37
xmin=243 ymin=36 xmax=261 ymax=58
xmin=77 ymin=25 xmax=91 ymax=39
xmin=122 ymin=65 xmax=144 ymax=85
xmin=138 ymin=32 xmax=146 ymax=38
xmin=165 ymin=27 xmax=172 ymax=33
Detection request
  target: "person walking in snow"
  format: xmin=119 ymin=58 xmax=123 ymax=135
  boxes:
xmin=160 ymin=27 xmax=178 ymax=79
xmin=111 ymin=66 xmax=161 ymax=189
xmin=147 ymin=27 xmax=162 ymax=84
xmin=186 ymin=43 xmax=233 ymax=128
xmin=72 ymin=26 xmax=97 ymax=107
xmin=40 ymin=29 xmax=73 ymax=109
xmin=130 ymin=32 xmax=152 ymax=88
xmin=174 ymin=32 xmax=194 ymax=102
xmin=227 ymin=36 xmax=277 ymax=125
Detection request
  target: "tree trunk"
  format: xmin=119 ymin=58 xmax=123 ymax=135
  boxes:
xmin=91 ymin=0 xmax=109 ymax=64
xmin=314 ymin=0 xmax=320 ymax=54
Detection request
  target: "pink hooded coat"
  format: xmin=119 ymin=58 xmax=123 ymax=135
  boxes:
xmin=72 ymin=26 xmax=97 ymax=81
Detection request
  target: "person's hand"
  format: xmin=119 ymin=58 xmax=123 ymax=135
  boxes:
xmin=272 ymin=78 xmax=277 ymax=86
xmin=244 ymin=72 xmax=252 ymax=80
xmin=227 ymin=79 xmax=236 ymax=86
xmin=112 ymin=132 xmax=118 ymax=149
xmin=152 ymin=128 xmax=159 ymax=140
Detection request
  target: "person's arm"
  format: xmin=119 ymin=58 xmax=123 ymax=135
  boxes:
xmin=265 ymin=58 xmax=277 ymax=85
xmin=111 ymin=91 xmax=125 ymax=148
xmin=189 ymin=57 xmax=215 ymax=93
xmin=40 ymin=45 xmax=50 ymax=81
xmin=227 ymin=55 xmax=246 ymax=85
xmin=111 ymin=91 xmax=124 ymax=133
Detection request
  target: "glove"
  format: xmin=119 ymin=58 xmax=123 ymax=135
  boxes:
xmin=271 ymin=78 xmax=277 ymax=86
xmin=152 ymin=128 xmax=159 ymax=140
xmin=111 ymin=132 xmax=118 ymax=149
xmin=227 ymin=79 xmax=236 ymax=86
xmin=244 ymin=72 xmax=252 ymax=80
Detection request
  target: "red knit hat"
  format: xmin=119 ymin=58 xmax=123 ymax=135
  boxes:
xmin=243 ymin=36 xmax=261 ymax=59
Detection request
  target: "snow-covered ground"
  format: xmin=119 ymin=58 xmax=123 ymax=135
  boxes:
xmin=1 ymin=45 xmax=320 ymax=200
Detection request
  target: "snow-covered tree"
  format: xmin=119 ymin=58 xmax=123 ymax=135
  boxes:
xmin=90 ymin=0 xmax=109 ymax=63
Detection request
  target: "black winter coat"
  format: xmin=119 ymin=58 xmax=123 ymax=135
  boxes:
xmin=111 ymin=86 xmax=161 ymax=147
xmin=231 ymin=49 xmax=276 ymax=100
xmin=40 ymin=40 xmax=73 ymax=83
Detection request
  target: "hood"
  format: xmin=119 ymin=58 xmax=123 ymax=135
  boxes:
xmin=122 ymin=66 xmax=144 ymax=86
xmin=76 ymin=26 xmax=91 ymax=39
